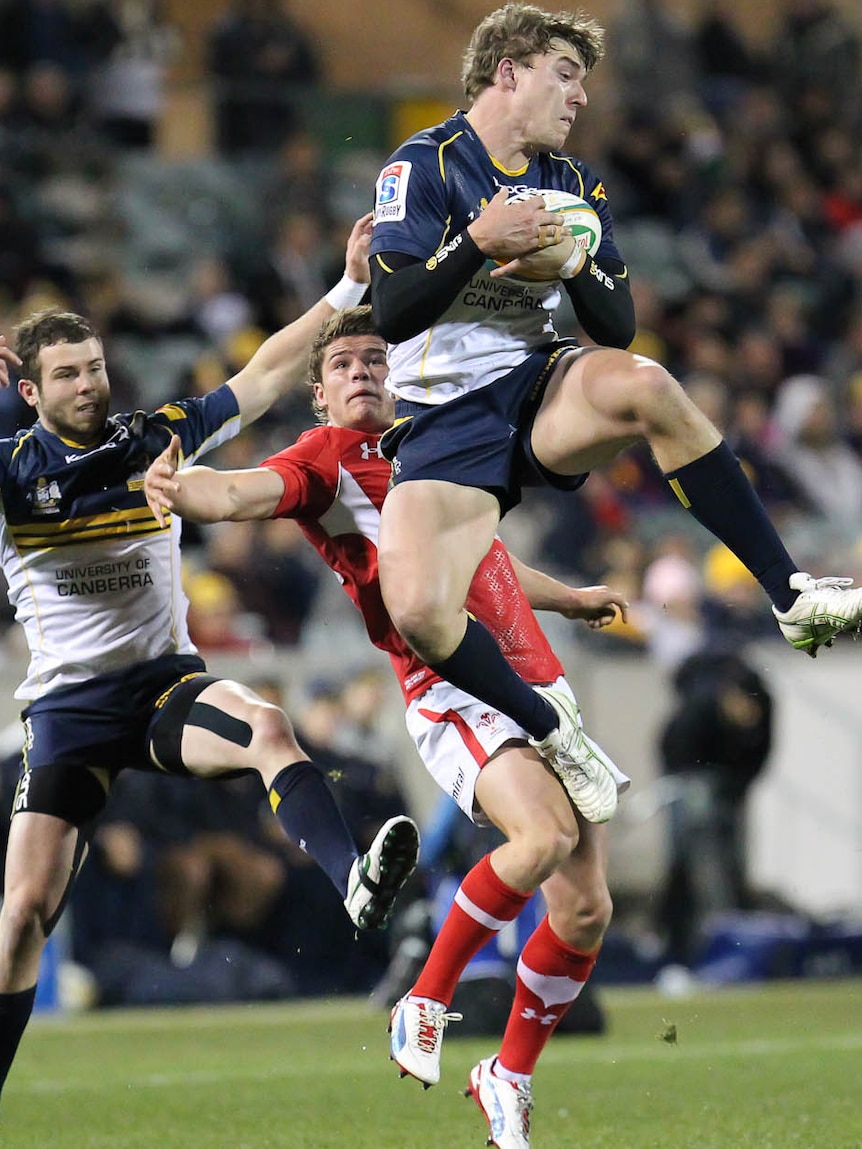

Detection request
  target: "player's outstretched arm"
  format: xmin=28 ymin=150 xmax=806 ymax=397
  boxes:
xmin=508 ymin=554 xmax=629 ymax=629
xmin=226 ymin=213 xmax=371 ymax=424
xmin=145 ymin=434 xmax=284 ymax=526
xmin=0 ymin=335 xmax=22 ymax=389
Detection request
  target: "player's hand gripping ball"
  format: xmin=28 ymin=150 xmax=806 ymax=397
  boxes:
xmin=498 ymin=189 xmax=602 ymax=282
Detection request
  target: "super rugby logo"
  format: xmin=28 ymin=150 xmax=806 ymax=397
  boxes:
xmin=375 ymin=161 xmax=412 ymax=223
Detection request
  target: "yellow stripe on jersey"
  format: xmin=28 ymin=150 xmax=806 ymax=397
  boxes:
xmin=10 ymin=428 xmax=37 ymax=463
xmin=549 ymin=154 xmax=586 ymax=199
xmin=490 ymin=154 xmax=529 ymax=177
xmin=668 ymin=478 xmax=691 ymax=509
xmin=437 ymin=130 xmax=464 ymax=181
xmin=156 ymin=403 xmax=189 ymax=421
xmin=10 ymin=506 xmax=170 ymax=550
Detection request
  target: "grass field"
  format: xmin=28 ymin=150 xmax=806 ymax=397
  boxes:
xmin=4 ymin=978 xmax=861 ymax=1149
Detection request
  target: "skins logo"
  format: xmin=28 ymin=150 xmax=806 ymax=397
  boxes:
xmin=14 ymin=769 xmax=31 ymax=812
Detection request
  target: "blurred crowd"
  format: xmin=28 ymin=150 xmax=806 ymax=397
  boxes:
xmin=0 ymin=0 xmax=861 ymax=999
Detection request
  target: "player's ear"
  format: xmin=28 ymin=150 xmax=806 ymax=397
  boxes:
xmin=312 ymin=381 xmax=328 ymax=411
xmin=18 ymin=378 xmax=39 ymax=408
xmin=499 ymin=57 xmax=518 ymax=90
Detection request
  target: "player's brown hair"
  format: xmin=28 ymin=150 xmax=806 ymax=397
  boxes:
xmin=461 ymin=3 xmax=605 ymax=103
xmin=307 ymin=305 xmax=384 ymax=422
xmin=13 ymin=309 xmax=101 ymax=385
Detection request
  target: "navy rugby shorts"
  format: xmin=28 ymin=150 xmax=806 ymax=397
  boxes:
xmin=381 ymin=341 xmax=590 ymax=514
xmin=11 ymin=654 xmax=209 ymax=823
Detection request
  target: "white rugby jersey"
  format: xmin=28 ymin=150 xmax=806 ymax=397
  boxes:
xmin=0 ymin=385 xmax=241 ymax=699
xmin=260 ymin=424 xmax=564 ymax=703
xmin=370 ymin=110 xmax=623 ymax=404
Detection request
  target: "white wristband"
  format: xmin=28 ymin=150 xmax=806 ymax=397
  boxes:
xmin=324 ymin=274 xmax=367 ymax=310
xmin=559 ymin=246 xmax=587 ymax=279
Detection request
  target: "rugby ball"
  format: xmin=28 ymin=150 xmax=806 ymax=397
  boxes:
xmin=507 ymin=188 xmax=602 ymax=257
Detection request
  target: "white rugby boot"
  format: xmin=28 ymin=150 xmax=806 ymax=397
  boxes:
xmin=389 ymin=994 xmax=462 ymax=1087
xmin=344 ymin=815 xmax=420 ymax=930
xmin=466 ymin=1057 xmax=533 ymax=1149
xmin=528 ymin=686 xmax=621 ymax=823
xmin=773 ymin=572 xmax=862 ymax=657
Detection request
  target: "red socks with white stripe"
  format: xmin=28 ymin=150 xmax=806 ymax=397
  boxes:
xmin=411 ymin=854 xmax=531 ymax=1006
xmin=498 ymin=914 xmax=598 ymax=1078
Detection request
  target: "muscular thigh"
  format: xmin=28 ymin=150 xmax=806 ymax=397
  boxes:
xmin=531 ymin=347 xmax=652 ymax=475
xmin=476 ymin=744 xmax=578 ymax=842
xmin=150 ymin=678 xmax=297 ymax=779
xmin=379 ymin=479 xmax=500 ymax=616
xmin=3 ymin=811 xmax=81 ymax=913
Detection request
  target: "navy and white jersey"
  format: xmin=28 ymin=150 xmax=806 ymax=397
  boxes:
xmin=0 ymin=385 xmax=241 ymax=700
xmin=370 ymin=109 xmax=624 ymax=404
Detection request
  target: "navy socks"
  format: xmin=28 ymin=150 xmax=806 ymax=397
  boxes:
xmin=0 ymin=985 xmax=37 ymax=1105
xmin=429 ymin=616 xmax=556 ymax=740
xmin=268 ymin=761 xmax=357 ymax=896
xmin=665 ymin=442 xmax=798 ymax=612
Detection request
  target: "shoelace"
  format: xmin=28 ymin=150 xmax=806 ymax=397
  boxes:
xmin=807 ymin=576 xmax=853 ymax=592
xmin=516 ymin=1082 xmax=533 ymax=1133
xmin=413 ymin=1004 xmax=463 ymax=1053
xmin=506 ymin=1079 xmax=533 ymax=1137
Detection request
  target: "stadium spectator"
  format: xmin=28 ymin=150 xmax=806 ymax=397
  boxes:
xmin=86 ymin=0 xmax=180 ymax=149
xmin=206 ymin=0 xmax=321 ymax=155
xmin=770 ymin=0 xmax=860 ymax=132
xmin=768 ymin=373 xmax=862 ymax=531
xmin=655 ymin=648 xmax=773 ymax=971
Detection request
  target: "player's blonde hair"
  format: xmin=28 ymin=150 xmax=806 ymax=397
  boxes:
xmin=461 ymin=3 xmax=605 ymax=103
xmin=14 ymin=308 xmax=101 ymax=385
xmin=307 ymin=305 xmax=383 ymax=423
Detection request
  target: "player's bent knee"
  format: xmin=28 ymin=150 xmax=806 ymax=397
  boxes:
xmin=391 ymin=601 xmax=462 ymax=663
xmin=507 ymin=825 xmax=579 ymax=886
xmin=630 ymin=360 xmax=683 ymax=415
xmin=246 ymin=702 xmax=298 ymax=755
xmin=0 ymin=892 xmax=56 ymax=955
xmin=550 ymin=885 xmax=613 ymax=950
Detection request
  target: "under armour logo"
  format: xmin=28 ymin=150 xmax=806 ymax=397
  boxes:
xmin=360 ymin=440 xmax=385 ymax=460
xmin=520 ymin=1007 xmax=558 ymax=1026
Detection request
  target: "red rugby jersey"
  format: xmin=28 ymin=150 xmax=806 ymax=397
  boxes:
xmin=260 ymin=426 xmax=564 ymax=703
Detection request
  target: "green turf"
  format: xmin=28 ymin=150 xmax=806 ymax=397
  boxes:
xmin=4 ymin=979 xmax=861 ymax=1148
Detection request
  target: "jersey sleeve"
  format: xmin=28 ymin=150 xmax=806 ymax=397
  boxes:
xmin=153 ymin=383 xmax=241 ymax=465
xmin=258 ymin=429 xmax=338 ymax=521
xmin=370 ymin=139 xmax=452 ymax=261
